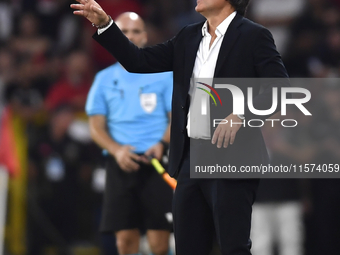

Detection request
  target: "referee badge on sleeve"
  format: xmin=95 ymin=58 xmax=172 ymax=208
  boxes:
xmin=140 ymin=93 xmax=157 ymax=113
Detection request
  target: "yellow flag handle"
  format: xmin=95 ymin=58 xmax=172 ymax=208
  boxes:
xmin=150 ymin=158 xmax=177 ymax=190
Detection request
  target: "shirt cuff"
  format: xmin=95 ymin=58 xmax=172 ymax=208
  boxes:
xmin=97 ymin=19 xmax=114 ymax=35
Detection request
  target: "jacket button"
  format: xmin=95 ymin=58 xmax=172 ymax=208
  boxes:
xmin=181 ymin=129 xmax=185 ymax=134
xmin=181 ymin=105 xmax=185 ymax=109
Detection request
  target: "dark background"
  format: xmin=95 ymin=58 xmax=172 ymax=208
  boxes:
xmin=1 ymin=0 xmax=340 ymax=254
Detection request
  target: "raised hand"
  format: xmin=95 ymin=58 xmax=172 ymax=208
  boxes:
xmin=70 ymin=0 xmax=109 ymax=27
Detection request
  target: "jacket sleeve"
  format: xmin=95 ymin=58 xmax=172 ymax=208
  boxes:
xmin=93 ymin=22 xmax=184 ymax=74
xmin=244 ymin=27 xmax=290 ymax=120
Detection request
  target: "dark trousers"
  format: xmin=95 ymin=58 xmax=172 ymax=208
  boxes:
xmin=173 ymin=138 xmax=259 ymax=255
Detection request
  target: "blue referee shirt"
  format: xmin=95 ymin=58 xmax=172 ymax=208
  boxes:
xmin=86 ymin=63 xmax=173 ymax=154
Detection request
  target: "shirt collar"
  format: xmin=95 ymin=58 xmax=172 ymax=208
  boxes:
xmin=201 ymin=11 xmax=237 ymax=37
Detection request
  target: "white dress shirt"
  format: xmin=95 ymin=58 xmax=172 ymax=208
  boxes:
xmin=98 ymin=19 xmax=114 ymax=35
xmin=187 ymin=11 xmax=237 ymax=139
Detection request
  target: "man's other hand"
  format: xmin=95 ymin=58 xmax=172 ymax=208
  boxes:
xmin=71 ymin=0 xmax=109 ymax=27
xmin=212 ymin=114 xmax=243 ymax=149
xmin=112 ymin=145 xmax=141 ymax=172
xmin=143 ymin=142 xmax=164 ymax=163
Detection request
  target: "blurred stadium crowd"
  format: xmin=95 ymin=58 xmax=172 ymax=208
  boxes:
xmin=1 ymin=0 xmax=340 ymax=255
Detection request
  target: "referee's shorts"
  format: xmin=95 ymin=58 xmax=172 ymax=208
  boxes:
xmin=100 ymin=156 xmax=173 ymax=233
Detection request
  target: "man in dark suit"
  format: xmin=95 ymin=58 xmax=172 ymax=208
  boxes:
xmin=71 ymin=1 xmax=289 ymax=254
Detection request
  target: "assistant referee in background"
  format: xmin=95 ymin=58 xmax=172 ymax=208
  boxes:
xmin=85 ymin=12 xmax=174 ymax=255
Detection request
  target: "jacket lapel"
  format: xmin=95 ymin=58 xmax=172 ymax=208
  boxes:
xmin=181 ymin=24 xmax=204 ymax=105
xmin=214 ymin=14 xmax=244 ymax=77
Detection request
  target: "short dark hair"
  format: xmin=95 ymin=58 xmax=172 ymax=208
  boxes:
xmin=228 ymin=0 xmax=250 ymax=16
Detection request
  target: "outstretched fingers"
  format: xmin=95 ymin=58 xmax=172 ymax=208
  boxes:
xmin=70 ymin=4 xmax=84 ymax=15
xmin=70 ymin=4 xmax=84 ymax=10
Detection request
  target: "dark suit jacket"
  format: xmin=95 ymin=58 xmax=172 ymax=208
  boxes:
xmin=93 ymin=13 xmax=289 ymax=178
